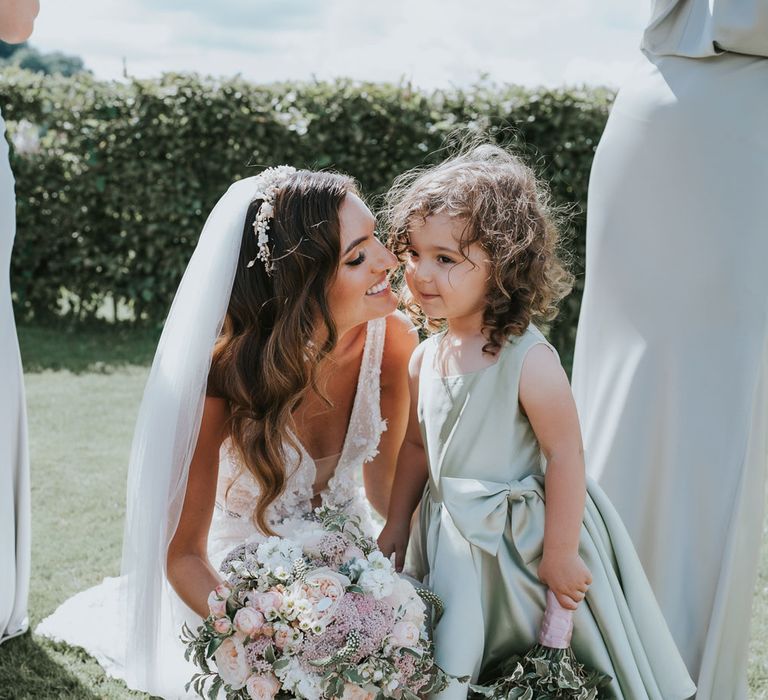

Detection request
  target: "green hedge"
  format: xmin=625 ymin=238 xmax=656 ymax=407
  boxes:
xmin=0 ymin=68 xmax=613 ymax=365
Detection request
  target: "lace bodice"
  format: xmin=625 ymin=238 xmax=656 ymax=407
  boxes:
xmin=209 ymin=318 xmax=388 ymax=559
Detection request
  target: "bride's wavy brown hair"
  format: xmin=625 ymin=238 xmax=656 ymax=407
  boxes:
xmin=386 ymin=143 xmax=573 ymax=355
xmin=208 ymin=169 xmax=357 ymax=535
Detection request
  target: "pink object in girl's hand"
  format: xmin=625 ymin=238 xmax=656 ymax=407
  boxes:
xmin=538 ymin=590 xmax=574 ymax=649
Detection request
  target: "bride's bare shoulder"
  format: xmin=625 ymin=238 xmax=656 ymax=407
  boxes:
xmin=382 ymin=311 xmax=418 ymax=363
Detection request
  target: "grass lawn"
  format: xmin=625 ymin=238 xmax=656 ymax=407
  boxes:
xmin=2 ymin=324 xmax=768 ymax=698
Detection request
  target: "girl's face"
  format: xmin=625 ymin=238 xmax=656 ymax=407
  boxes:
xmin=405 ymin=212 xmax=490 ymax=325
xmin=327 ymin=192 xmax=398 ymax=332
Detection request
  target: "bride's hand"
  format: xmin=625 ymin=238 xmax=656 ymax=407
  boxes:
xmin=378 ymin=520 xmax=411 ymax=573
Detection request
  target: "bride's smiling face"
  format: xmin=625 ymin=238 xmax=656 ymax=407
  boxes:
xmin=326 ymin=193 xmax=398 ymax=332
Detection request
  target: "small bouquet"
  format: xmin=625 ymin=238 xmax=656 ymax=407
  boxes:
xmin=471 ymin=590 xmax=611 ymax=700
xmin=182 ymin=506 xmax=450 ymax=700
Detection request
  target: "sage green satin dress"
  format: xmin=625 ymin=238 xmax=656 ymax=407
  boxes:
xmin=412 ymin=326 xmax=695 ymax=700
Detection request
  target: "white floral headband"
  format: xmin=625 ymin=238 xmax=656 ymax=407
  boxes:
xmin=246 ymin=165 xmax=297 ymax=272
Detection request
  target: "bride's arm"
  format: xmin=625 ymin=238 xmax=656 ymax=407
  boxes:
xmin=166 ymin=396 xmax=229 ymax=619
xmin=363 ymin=311 xmax=418 ymax=517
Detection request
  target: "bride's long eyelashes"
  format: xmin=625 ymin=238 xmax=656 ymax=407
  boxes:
xmin=346 ymin=252 xmax=365 ymax=266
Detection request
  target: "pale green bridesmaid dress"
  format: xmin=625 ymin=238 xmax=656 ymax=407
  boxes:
xmin=412 ymin=326 xmax=695 ymax=700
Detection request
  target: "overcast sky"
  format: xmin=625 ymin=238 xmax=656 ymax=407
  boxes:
xmin=30 ymin=1 xmax=649 ymax=89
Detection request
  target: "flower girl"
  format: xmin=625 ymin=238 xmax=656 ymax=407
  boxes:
xmin=378 ymin=145 xmax=695 ymax=700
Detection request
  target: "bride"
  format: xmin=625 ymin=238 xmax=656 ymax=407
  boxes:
xmin=38 ymin=167 xmax=416 ymax=698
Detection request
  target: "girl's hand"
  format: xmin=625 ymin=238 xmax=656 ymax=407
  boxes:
xmin=538 ymin=551 xmax=592 ymax=611
xmin=378 ymin=520 xmax=411 ymax=572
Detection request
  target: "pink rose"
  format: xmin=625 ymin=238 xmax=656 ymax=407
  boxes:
xmin=214 ymin=636 xmax=249 ymax=689
xmin=389 ymin=620 xmax=420 ymax=649
xmin=341 ymin=683 xmax=376 ymax=700
xmin=213 ymin=617 xmax=233 ymax=635
xmin=272 ymin=624 xmax=291 ymax=650
xmin=250 ymin=591 xmax=283 ymax=616
xmin=215 ymin=583 xmax=233 ymax=599
xmin=246 ymin=673 xmax=281 ymax=700
xmin=301 ymin=568 xmax=350 ymax=621
xmin=234 ymin=607 xmax=265 ymax=637
xmin=208 ymin=590 xmax=227 ymax=618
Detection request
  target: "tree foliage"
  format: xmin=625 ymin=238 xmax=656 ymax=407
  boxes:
xmin=0 ymin=40 xmax=89 ymax=76
xmin=0 ymin=68 xmax=613 ymax=362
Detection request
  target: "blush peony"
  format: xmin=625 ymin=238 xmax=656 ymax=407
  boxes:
xmin=214 ymin=636 xmax=250 ymax=689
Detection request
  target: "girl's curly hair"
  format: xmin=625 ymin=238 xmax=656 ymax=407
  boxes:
xmin=385 ymin=143 xmax=573 ymax=355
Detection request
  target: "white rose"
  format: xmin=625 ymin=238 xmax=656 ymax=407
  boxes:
xmin=358 ymin=567 xmax=394 ymax=599
xmin=341 ymin=683 xmax=376 ymax=700
xmin=246 ymin=673 xmax=281 ymax=700
xmin=383 ymin=578 xmax=426 ymax=625
xmin=214 ymin=636 xmax=250 ymax=689
xmin=365 ymin=550 xmax=394 ymax=571
xmin=389 ymin=620 xmax=420 ymax=649
xmin=234 ymin=607 xmax=265 ymax=637
xmin=278 ymin=658 xmax=322 ymax=700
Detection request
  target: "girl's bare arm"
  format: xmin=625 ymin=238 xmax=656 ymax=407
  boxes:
xmin=519 ymin=344 xmax=592 ymax=610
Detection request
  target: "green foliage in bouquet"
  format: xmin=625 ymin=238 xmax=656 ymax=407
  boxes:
xmin=0 ymin=67 xmax=613 ymax=367
xmin=471 ymin=645 xmax=611 ymax=700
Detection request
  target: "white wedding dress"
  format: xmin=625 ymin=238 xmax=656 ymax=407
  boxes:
xmin=37 ymin=316 xmax=388 ymax=699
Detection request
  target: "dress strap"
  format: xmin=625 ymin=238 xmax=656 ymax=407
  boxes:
xmin=363 ymin=316 xmax=387 ymax=377
xmin=492 ymin=324 xmax=561 ymax=396
xmin=353 ymin=316 xmax=388 ymax=461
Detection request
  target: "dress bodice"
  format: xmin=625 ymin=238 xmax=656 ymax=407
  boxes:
xmin=417 ymin=325 xmax=555 ymax=491
xmin=208 ymin=317 xmax=388 ymax=560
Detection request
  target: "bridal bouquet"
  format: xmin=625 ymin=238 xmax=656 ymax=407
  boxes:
xmin=182 ymin=507 xmax=450 ymax=700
